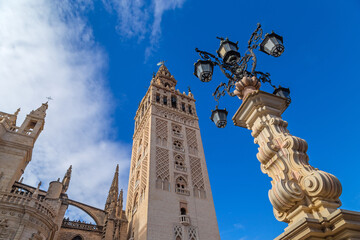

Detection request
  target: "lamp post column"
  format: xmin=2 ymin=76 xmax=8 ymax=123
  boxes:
xmin=232 ymin=77 xmax=342 ymax=225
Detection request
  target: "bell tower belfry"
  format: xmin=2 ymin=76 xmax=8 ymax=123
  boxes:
xmin=125 ymin=64 xmax=220 ymax=240
xmin=0 ymin=103 xmax=48 ymax=191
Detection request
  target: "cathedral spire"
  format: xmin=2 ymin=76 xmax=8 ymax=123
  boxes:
xmin=62 ymin=165 xmax=72 ymax=193
xmin=105 ymin=164 xmax=119 ymax=213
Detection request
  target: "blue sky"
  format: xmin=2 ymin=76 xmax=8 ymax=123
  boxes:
xmin=1 ymin=0 xmax=360 ymax=239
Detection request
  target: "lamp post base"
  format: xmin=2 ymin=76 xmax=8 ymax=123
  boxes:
xmin=275 ymin=209 xmax=360 ymax=240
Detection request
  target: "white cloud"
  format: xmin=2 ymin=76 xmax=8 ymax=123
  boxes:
xmin=102 ymin=0 xmax=186 ymax=59
xmin=0 ymin=0 xmax=130 ymax=222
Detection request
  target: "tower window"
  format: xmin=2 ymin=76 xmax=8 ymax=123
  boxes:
xmin=175 ymin=176 xmax=189 ymax=195
xmin=174 ymin=154 xmax=186 ymax=172
xmin=172 ymin=124 xmax=182 ymax=137
xmin=173 ymin=140 xmax=184 ymax=152
xmin=180 ymin=207 xmax=186 ymax=215
xmin=171 ymin=96 xmax=177 ymax=108
xmin=156 ymin=94 xmax=160 ymax=103
xmin=188 ymin=105 xmax=192 ymax=114
xmin=181 ymin=103 xmax=186 ymax=112
xmin=163 ymin=96 xmax=167 ymax=105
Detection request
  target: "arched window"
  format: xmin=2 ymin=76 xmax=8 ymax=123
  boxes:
xmin=180 ymin=207 xmax=186 ymax=215
xmin=175 ymin=176 xmax=189 ymax=195
xmin=173 ymin=140 xmax=183 ymax=151
xmin=156 ymin=94 xmax=160 ymax=103
xmin=172 ymin=124 xmax=182 ymax=136
xmin=176 ymin=177 xmax=186 ymax=189
xmin=171 ymin=96 xmax=177 ymax=108
xmin=174 ymin=155 xmax=186 ymax=171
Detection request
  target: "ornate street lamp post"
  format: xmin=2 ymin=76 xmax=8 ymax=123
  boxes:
xmin=193 ymin=23 xmax=288 ymax=128
xmin=192 ymin=24 xmax=360 ymax=239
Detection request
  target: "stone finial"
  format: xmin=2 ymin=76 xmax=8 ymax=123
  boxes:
xmin=14 ymin=108 xmax=20 ymax=116
xmin=62 ymin=165 xmax=72 ymax=193
xmin=233 ymin=76 xmax=261 ymax=100
xmin=32 ymin=181 xmax=42 ymax=199
xmin=116 ymin=189 xmax=124 ymax=218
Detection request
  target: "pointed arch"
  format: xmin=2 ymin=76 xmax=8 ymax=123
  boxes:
xmin=67 ymin=199 xmax=106 ymax=226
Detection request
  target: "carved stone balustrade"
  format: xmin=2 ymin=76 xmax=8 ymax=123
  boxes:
xmin=175 ymin=188 xmax=190 ymax=196
xmin=179 ymin=215 xmax=190 ymax=226
xmin=62 ymin=219 xmax=103 ymax=232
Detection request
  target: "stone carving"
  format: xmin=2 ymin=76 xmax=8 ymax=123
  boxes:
xmin=185 ymin=128 xmax=198 ymax=156
xmin=156 ymin=118 xmax=168 ymax=146
xmin=153 ymin=106 xmax=197 ymax=128
xmin=141 ymin=155 xmax=148 ymax=191
xmin=189 ymin=157 xmax=205 ymax=198
xmin=155 ymin=147 xmax=170 ymax=181
xmin=174 ymin=153 xmax=186 ymax=172
xmin=29 ymin=230 xmax=43 ymax=240
xmin=174 ymin=225 xmax=183 ymax=240
xmin=173 ymin=139 xmax=184 ymax=152
xmin=233 ymin=83 xmax=342 ymax=224
xmin=233 ymin=76 xmax=261 ymax=100
xmin=0 ymin=219 xmax=14 ymax=240
xmin=172 ymin=124 xmax=183 ymax=138
xmin=188 ymin=226 xmax=198 ymax=240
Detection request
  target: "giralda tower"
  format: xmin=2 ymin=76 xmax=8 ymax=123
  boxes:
xmin=125 ymin=64 xmax=220 ymax=240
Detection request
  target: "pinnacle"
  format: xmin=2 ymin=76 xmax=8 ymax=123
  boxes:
xmin=29 ymin=102 xmax=48 ymax=119
xmin=156 ymin=64 xmax=173 ymax=79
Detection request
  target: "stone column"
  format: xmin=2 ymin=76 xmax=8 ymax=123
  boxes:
xmin=232 ymin=77 xmax=360 ymax=239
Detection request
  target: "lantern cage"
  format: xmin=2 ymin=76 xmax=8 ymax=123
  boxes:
xmin=216 ymin=39 xmax=241 ymax=64
xmin=194 ymin=60 xmax=214 ymax=82
xmin=210 ymin=108 xmax=228 ymax=128
xmin=273 ymin=86 xmax=290 ymax=100
xmin=260 ymin=32 xmax=285 ymax=57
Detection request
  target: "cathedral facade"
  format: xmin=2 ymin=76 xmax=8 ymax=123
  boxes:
xmin=0 ymin=64 xmax=220 ymax=240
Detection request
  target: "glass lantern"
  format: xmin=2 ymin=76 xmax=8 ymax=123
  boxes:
xmin=260 ymin=32 xmax=285 ymax=57
xmin=194 ymin=60 xmax=214 ymax=82
xmin=210 ymin=108 xmax=228 ymax=128
xmin=216 ymin=38 xmax=240 ymax=64
xmin=273 ymin=86 xmax=290 ymax=100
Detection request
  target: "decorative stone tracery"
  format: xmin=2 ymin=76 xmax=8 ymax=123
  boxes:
xmin=186 ymin=128 xmax=198 ymax=156
xmin=189 ymin=157 xmax=205 ymax=198
xmin=153 ymin=106 xmax=197 ymax=128
xmin=188 ymin=226 xmax=198 ymax=240
xmin=156 ymin=147 xmax=170 ymax=191
xmin=156 ymin=118 xmax=168 ymax=147
xmin=172 ymin=124 xmax=183 ymax=137
xmin=174 ymin=225 xmax=183 ymax=240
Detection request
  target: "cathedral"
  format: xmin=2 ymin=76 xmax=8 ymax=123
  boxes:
xmin=0 ymin=64 xmax=221 ymax=240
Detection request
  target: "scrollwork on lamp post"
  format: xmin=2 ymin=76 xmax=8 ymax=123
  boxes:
xmin=193 ymin=24 xmax=343 ymax=229
xmin=194 ymin=23 xmax=288 ymax=128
